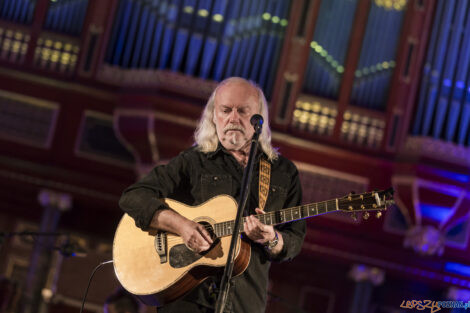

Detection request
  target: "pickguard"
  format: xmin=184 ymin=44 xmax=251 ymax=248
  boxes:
xmin=169 ymin=244 xmax=203 ymax=268
xmin=169 ymin=236 xmax=223 ymax=268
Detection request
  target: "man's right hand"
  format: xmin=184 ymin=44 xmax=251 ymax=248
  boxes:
xmin=150 ymin=209 xmax=213 ymax=253
xmin=180 ymin=220 xmax=214 ymax=253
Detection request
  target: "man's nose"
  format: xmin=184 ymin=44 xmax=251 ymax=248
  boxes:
xmin=229 ymin=110 xmax=240 ymax=122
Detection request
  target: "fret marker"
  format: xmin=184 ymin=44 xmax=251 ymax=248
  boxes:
xmin=336 ymin=198 xmax=339 ymax=210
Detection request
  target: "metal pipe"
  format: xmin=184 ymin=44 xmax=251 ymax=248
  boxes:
xmin=265 ymin=0 xmax=290 ymax=96
xmin=148 ymin=0 xmax=168 ymax=68
xmin=213 ymin=0 xmax=241 ymax=80
xmin=105 ymin=0 xmax=126 ymax=63
xmin=130 ymin=0 xmax=152 ymax=68
xmin=185 ymin=0 xmax=213 ymax=75
xmin=241 ymin=0 xmax=266 ymax=78
xmin=433 ymin=0 xmax=467 ymax=139
xmin=454 ymin=11 xmax=470 ymax=143
xmin=122 ymin=0 xmax=143 ymax=67
xmin=200 ymin=0 xmax=229 ymax=79
xmin=139 ymin=0 xmax=159 ymax=68
xmin=232 ymin=0 xmax=254 ymax=77
xmin=159 ymin=0 xmax=183 ymax=69
xmin=412 ymin=0 xmax=445 ymax=135
xmin=112 ymin=0 xmax=134 ymax=65
xmin=171 ymin=0 xmax=196 ymax=71
xmin=250 ymin=0 xmax=271 ymax=82
xmin=421 ymin=0 xmax=456 ymax=136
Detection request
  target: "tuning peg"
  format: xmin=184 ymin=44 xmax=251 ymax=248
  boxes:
xmin=376 ymin=211 xmax=382 ymax=219
xmin=351 ymin=212 xmax=357 ymax=221
xmin=363 ymin=212 xmax=370 ymax=220
xmin=348 ymin=191 xmax=355 ymax=201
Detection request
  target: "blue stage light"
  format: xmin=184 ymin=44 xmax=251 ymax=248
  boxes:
xmin=420 ymin=204 xmax=453 ymax=222
xmin=445 ymin=263 xmax=470 ymax=277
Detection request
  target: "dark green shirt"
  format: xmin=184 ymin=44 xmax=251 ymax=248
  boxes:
xmin=119 ymin=144 xmax=306 ymax=313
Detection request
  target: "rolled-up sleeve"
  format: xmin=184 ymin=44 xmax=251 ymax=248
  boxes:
xmin=118 ymin=152 xmax=189 ymax=230
xmin=271 ymin=167 xmax=306 ymax=262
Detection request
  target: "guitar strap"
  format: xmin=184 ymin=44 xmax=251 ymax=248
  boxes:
xmin=258 ymin=158 xmax=271 ymax=211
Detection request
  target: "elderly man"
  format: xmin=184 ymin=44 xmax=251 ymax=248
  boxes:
xmin=119 ymin=77 xmax=306 ymax=313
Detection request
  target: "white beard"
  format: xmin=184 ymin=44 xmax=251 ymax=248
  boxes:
xmin=228 ymin=132 xmax=239 ymax=145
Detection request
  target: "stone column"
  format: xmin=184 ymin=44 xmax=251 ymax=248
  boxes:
xmin=348 ymin=264 xmax=385 ymax=313
xmin=19 ymin=189 xmax=72 ymax=313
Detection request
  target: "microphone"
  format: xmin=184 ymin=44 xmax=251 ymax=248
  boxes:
xmin=250 ymin=114 xmax=263 ymax=133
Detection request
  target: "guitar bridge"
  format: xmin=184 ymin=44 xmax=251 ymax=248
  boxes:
xmin=155 ymin=232 xmax=167 ymax=264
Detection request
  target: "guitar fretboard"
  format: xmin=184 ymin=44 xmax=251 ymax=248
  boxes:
xmin=213 ymin=199 xmax=339 ymax=237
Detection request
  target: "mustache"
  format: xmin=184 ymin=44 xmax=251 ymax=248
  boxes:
xmin=223 ymin=125 xmax=245 ymax=134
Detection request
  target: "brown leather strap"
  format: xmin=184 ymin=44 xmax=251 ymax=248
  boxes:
xmin=259 ymin=158 xmax=271 ymax=211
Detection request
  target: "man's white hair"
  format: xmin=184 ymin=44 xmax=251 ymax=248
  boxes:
xmin=194 ymin=77 xmax=278 ymax=161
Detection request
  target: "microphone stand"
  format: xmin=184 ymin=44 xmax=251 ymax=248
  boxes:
xmin=215 ymin=117 xmax=263 ymax=313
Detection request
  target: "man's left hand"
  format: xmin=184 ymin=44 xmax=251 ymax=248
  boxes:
xmin=244 ymin=208 xmax=277 ymax=245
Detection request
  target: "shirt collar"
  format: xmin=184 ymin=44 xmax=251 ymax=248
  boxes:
xmin=207 ymin=142 xmax=225 ymax=159
xmin=206 ymin=142 xmax=267 ymax=161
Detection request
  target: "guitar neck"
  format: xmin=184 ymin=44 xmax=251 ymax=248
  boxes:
xmin=213 ymin=199 xmax=340 ymax=238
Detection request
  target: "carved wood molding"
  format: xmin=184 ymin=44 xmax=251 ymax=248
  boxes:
xmin=401 ymin=136 xmax=470 ymax=168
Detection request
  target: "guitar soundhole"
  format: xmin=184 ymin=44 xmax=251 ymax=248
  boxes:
xmin=199 ymin=221 xmax=220 ymax=256
xmin=200 ymin=221 xmax=217 ymax=241
xmin=169 ymin=222 xmax=220 ymax=269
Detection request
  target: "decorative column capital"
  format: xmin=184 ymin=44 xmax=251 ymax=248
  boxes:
xmin=349 ymin=264 xmax=385 ymax=286
xmin=404 ymin=225 xmax=445 ymax=256
xmin=37 ymin=189 xmax=72 ymax=211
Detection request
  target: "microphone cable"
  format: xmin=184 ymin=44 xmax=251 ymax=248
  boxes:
xmin=79 ymin=260 xmax=113 ymax=313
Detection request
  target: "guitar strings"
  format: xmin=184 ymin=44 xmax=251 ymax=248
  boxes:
xmin=162 ymin=197 xmax=382 ymax=245
xmin=160 ymin=199 xmax=345 ymax=244
xmin=158 ymin=195 xmax=378 ymax=242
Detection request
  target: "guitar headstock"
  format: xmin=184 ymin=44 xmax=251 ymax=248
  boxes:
xmin=338 ymin=188 xmax=395 ymax=220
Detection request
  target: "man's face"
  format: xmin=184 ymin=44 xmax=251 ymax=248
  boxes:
xmin=213 ymin=81 xmax=259 ymax=151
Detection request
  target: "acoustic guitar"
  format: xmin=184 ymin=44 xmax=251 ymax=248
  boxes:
xmin=113 ymin=188 xmax=394 ymax=306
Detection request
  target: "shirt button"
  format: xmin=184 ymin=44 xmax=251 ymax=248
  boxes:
xmin=214 ymin=176 xmax=218 ymax=181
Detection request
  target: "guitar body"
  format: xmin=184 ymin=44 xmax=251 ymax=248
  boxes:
xmin=113 ymin=195 xmax=251 ymax=306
